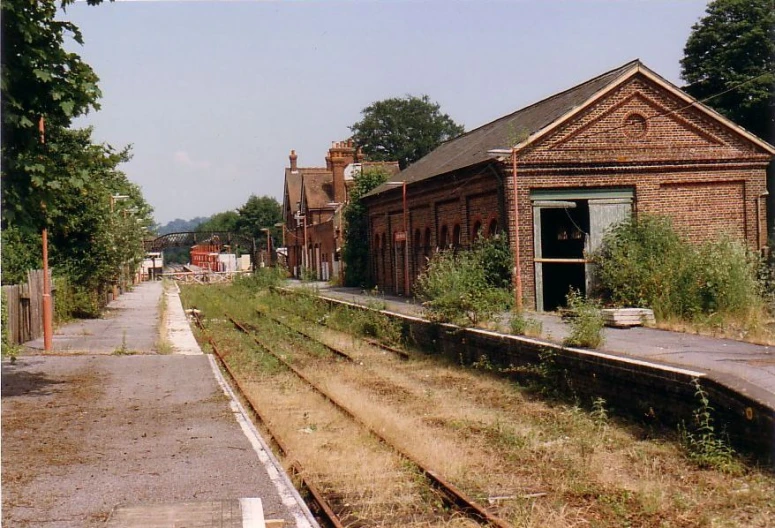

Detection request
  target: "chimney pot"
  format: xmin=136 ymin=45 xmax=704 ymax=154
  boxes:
xmin=289 ymin=149 xmax=298 ymax=172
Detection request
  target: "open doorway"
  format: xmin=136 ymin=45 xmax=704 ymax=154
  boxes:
xmin=538 ymin=201 xmax=589 ymax=311
xmin=531 ymin=189 xmax=633 ymax=311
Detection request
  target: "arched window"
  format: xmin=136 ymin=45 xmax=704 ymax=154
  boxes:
xmin=374 ymin=233 xmax=380 ymax=250
xmin=452 ymin=224 xmax=461 ymax=248
xmin=472 ymin=220 xmax=482 ymax=242
xmin=439 ymin=225 xmax=448 ymax=248
xmin=414 ymin=228 xmax=422 ymax=250
xmin=488 ymin=218 xmax=499 ymax=237
xmin=424 ymin=227 xmax=432 ymax=249
xmin=381 ymin=233 xmax=387 ymax=250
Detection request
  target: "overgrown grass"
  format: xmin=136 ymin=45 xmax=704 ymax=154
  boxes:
xmin=414 ymin=237 xmax=513 ymax=326
xmin=594 ymin=215 xmax=772 ymax=342
xmin=563 ymin=289 xmax=605 ymax=349
xmin=155 ymin=280 xmax=172 ymax=354
xmin=179 ymin=279 xmax=775 ymax=527
xmin=1 ymin=289 xmax=22 ymax=361
xmin=679 ymin=378 xmax=744 ymax=475
xmin=509 ymin=310 xmax=543 ymax=338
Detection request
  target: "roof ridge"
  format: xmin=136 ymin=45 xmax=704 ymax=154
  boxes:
xmin=450 ymin=59 xmax=641 ymax=143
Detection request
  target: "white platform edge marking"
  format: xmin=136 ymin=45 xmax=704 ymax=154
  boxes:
xmin=317 ymin=293 xmax=706 ymax=378
xmin=208 ymin=354 xmax=319 ymax=528
xmin=240 ymin=498 xmax=264 ymax=528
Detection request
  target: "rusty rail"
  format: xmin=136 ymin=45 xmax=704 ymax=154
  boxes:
xmin=253 ymin=309 xmax=354 ymax=362
xmin=192 ymin=312 xmax=344 ymax=528
xmin=230 ymin=316 xmax=511 ymax=528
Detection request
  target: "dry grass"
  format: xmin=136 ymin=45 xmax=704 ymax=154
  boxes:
xmin=155 ymin=279 xmax=173 ymax=354
xmin=656 ymin=311 xmax=775 ymax=346
xmin=182 ymin=284 xmax=775 ymax=528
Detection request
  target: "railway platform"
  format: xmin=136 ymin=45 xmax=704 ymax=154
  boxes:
xmin=311 ymin=283 xmax=775 ymax=412
xmin=3 ymin=280 xmax=319 ymax=528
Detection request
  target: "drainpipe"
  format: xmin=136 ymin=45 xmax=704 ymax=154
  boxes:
xmin=759 ymin=191 xmax=770 ymax=254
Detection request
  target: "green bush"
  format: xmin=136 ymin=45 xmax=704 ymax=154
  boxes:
xmin=53 ymin=277 xmax=103 ymax=320
xmin=415 ymin=239 xmax=512 ymax=326
xmin=563 ymin=288 xmax=605 ymax=349
xmin=235 ymin=266 xmax=286 ymax=292
xmin=509 ymin=310 xmax=543 ymax=337
xmin=594 ymin=215 xmax=765 ymax=321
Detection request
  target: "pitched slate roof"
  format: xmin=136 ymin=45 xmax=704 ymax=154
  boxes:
xmin=285 ymin=167 xmax=330 ymax=211
xmin=302 ymin=171 xmax=336 ymax=210
xmin=364 ymin=59 xmax=640 ymax=198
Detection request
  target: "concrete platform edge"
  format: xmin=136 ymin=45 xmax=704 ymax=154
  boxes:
xmin=207 ymin=354 xmax=320 ymax=528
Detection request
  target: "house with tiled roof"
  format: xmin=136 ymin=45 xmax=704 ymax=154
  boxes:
xmin=362 ymin=59 xmax=775 ymax=310
xmin=282 ymin=140 xmax=399 ymax=280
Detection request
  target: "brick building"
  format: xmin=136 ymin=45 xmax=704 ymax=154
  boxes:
xmin=362 ymin=60 xmax=775 ymax=310
xmin=282 ymin=140 xmax=399 ymax=280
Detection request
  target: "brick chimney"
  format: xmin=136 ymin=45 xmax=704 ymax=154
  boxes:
xmin=289 ymin=150 xmax=298 ymax=172
xmin=329 ymin=140 xmax=355 ymax=204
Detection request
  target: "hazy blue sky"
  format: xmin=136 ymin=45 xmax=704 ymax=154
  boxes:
xmin=66 ymin=0 xmax=711 ymax=224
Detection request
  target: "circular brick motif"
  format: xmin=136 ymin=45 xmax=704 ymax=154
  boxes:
xmin=623 ymin=112 xmax=647 ymax=138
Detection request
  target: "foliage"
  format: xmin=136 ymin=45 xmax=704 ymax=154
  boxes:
xmin=234 ymin=266 xmax=286 ymax=292
xmin=197 ymin=211 xmax=239 ymax=233
xmin=509 ymin=310 xmax=543 ymax=338
xmin=342 ymin=167 xmax=390 ymax=287
xmin=562 ymin=288 xmax=605 ymax=349
xmin=1 ymin=225 xmax=41 ymax=285
xmin=1 ymin=0 xmax=153 ymax=321
xmin=680 ymin=0 xmax=775 ymax=143
xmin=414 ymin=240 xmax=512 ymax=326
xmin=156 ymin=216 xmax=209 ymax=235
xmin=1 ymin=289 xmax=22 ymax=361
xmin=350 ymin=94 xmax=464 ymax=170
xmin=593 ymin=215 xmax=765 ymax=322
xmin=679 ymin=378 xmax=743 ymax=474
xmin=473 ymin=233 xmax=513 ymax=289
xmin=236 ymin=194 xmax=282 ymax=243
xmin=327 ymin=304 xmax=402 ymax=347
xmin=1 ymin=0 xmax=102 ymax=227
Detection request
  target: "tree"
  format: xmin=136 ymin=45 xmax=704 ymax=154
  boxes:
xmin=681 ymin=0 xmax=774 ymax=141
xmin=197 ymin=211 xmax=240 ymax=233
xmin=1 ymin=0 xmax=102 ymax=227
xmin=680 ymin=0 xmax=775 ymax=236
xmin=350 ymin=95 xmax=464 ymax=170
xmin=342 ymin=167 xmax=390 ymax=287
xmin=235 ymin=195 xmax=282 ymax=243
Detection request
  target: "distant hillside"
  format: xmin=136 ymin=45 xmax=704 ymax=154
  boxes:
xmin=155 ymin=217 xmax=209 ymax=235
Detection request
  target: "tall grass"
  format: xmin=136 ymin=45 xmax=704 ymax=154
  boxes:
xmin=414 ymin=236 xmax=513 ymax=326
xmin=594 ymin=215 xmax=768 ymax=328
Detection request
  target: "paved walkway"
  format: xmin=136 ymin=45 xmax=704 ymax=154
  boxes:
xmin=311 ymin=284 xmax=775 ymax=410
xmin=3 ymin=281 xmax=318 ymax=528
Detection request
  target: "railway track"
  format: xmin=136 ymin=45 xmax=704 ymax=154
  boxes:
xmin=195 ymin=307 xmax=511 ymax=527
xmin=228 ymin=315 xmax=512 ymax=528
xmin=256 ymin=304 xmax=410 ymax=361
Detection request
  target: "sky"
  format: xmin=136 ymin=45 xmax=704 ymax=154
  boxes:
xmin=65 ymin=0 xmax=711 ymax=225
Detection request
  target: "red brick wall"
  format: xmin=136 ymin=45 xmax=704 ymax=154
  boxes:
xmin=365 ymin=73 xmax=771 ymax=305
xmin=367 ymin=167 xmax=502 ymax=294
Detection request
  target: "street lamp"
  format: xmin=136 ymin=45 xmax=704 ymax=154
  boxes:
xmin=386 ymin=181 xmax=410 ymax=296
xmin=260 ymin=227 xmax=272 ymax=266
xmin=293 ymin=210 xmax=308 ymax=273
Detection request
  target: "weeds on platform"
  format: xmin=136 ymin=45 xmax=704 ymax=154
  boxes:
xmin=679 ymin=378 xmax=744 ymax=475
xmin=563 ymin=289 xmax=605 ymax=349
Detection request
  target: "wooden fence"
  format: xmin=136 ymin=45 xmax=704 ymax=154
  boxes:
xmin=2 ymin=269 xmax=53 ymax=346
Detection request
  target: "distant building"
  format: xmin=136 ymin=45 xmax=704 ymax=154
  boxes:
xmin=363 ymin=60 xmax=775 ymax=310
xmin=282 ymin=140 xmax=399 ymax=280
